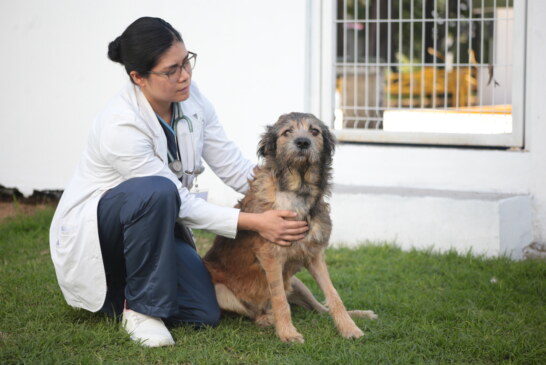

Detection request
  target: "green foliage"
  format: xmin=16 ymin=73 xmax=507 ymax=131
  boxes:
xmin=1 ymin=209 xmax=545 ymax=364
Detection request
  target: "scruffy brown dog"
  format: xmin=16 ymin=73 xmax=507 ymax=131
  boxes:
xmin=203 ymin=112 xmax=377 ymax=343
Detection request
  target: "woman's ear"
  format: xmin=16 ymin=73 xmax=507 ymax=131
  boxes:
xmin=130 ymin=71 xmax=146 ymax=87
xmin=257 ymin=125 xmax=276 ymax=159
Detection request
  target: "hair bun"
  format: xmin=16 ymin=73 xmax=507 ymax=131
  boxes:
xmin=107 ymin=36 xmax=123 ymax=64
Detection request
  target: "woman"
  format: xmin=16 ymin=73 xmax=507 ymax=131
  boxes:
xmin=49 ymin=17 xmax=308 ymax=347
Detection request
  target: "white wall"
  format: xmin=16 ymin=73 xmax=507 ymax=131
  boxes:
xmin=0 ymin=0 xmax=308 ymax=207
xmin=2 ymin=0 xmax=545 ymax=248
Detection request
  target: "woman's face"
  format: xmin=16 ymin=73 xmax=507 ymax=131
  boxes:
xmin=134 ymin=41 xmax=192 ymax=108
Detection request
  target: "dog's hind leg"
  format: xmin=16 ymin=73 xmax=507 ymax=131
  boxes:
xmin=306 ymin=251 xmax=376 ymax=339
xmin=288 ymin=277 xmax=328 ymax=313
xmin=289 ymin=277 xmax=376 ymax=319
xmin=214 ymin=283 xmax=253 ymax=318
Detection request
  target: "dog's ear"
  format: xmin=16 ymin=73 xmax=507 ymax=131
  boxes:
xmin=257 ymin=125 xmax=277 ymax=158
xmin=320 ymin=122 xmax=336 ymax=160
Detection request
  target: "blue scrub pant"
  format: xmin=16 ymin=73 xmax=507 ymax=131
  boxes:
xmin=97 ymin=176 xmax=220 ymax=328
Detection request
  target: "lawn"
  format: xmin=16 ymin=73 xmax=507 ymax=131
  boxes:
xmin=1 ymin=206 xmax=545 ymax=364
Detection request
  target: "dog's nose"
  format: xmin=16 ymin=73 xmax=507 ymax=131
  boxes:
xmin=295 ymin=137 xmax=311 ymax=150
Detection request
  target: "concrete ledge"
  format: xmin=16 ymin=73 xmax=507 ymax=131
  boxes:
xmin=330 ymin=185 xmax=533 ymax=259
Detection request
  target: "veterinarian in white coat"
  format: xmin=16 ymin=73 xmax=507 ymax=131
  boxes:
xmin=49 ymin=17 xmax=308 ymax=347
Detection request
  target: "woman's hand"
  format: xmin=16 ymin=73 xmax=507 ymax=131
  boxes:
xmin=238 ymin=210 xmax=309 ymax=247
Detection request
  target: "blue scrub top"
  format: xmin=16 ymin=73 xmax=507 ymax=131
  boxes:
xmin=156 ymin=114 xmax=178 ymax=165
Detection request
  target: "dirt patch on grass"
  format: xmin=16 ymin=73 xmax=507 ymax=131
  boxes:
xmin=0 ymin=202 xmax=53 ymax=222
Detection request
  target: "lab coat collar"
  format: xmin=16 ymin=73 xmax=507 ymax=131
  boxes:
xmin=121 ymin=80 xmax=202 ymax=130
xmin=120 ymin=81 xmax=162 ymax=138
xmin=119 ymin=81 xmax=168 ymax=163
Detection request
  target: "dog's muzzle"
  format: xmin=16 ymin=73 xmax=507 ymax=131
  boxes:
xmin=295 ymin=137 xmax=311 ymax=150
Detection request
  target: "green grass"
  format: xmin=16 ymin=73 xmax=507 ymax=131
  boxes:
xmin=1 ymin=207 xmax=545 ymax=364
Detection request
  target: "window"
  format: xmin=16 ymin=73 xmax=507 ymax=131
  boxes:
xmin=333 ymin=0 xmax=526 ymax=147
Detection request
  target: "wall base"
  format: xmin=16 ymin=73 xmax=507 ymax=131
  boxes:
xmin=330 ymin=185 xmax=533 ymax=260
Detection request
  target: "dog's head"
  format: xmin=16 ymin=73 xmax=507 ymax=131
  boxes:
xmin=258 ymin=112 xmax=335 ymax=169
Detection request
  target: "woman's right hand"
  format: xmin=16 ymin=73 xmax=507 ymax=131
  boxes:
xmin=238 ymin=210 xmax=309 ymax=246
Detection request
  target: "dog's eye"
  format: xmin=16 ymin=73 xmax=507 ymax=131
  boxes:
xmin=282 ymin=129 xmax=292 ymax=137
xmin=310 ymin=128 xmax=320 ymax=136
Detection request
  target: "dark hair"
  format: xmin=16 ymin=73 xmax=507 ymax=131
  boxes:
xmin=108 ymin=17 xmax=183 ymax=82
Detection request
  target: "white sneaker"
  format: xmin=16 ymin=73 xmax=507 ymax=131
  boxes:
xmin=122 ymin=309 xmax=175 ymax=347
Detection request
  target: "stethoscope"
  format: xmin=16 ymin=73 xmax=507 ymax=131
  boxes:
xmin=167 ymin=102 xmax=205 ymax=177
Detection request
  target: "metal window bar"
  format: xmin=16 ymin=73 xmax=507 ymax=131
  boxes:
xmin=398 ymin=0 xmax=402 ymax=109
xmin=444 ymin=0 xmax=449 ymax=110
xmin=354 ymin=0 xmax=359 ymax=127
xmin=432 ymin=0 xmax=437 ymax=108
xmin=376 ymin=1 xmax=381 ymax=124
xmin=333 ymin=0 xmax=518 ymax=145
xmin=421 ymin=0 xmax=426 ymax=109
xmin=492 ymin=0 xmax=497 ymax=108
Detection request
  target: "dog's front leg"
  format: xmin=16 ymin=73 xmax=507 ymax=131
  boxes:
xmin=306 ymin=252 xmax=366 ymax=339
xmin=257 ymin=253 xmax=304 ymax=343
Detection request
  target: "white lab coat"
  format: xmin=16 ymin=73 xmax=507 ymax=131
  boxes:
xmin=49 ymin=81 xmax=255 ymax=312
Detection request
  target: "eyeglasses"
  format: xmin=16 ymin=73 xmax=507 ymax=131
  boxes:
xmin=147 ymin=51 xmax=197 ymax=82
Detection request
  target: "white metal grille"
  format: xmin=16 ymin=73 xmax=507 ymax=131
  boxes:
xmin=334 ymin=0 xmax=523 ymax=147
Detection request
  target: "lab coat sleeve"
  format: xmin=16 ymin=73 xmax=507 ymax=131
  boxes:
xmin=199 ymin=96 xmax=256 ymax=193
xmin=99 ymin=117 xmax=241 ymax=238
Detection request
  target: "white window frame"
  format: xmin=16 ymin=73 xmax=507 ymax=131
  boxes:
xmin=307 ymin=0 xmax=527 ymax=148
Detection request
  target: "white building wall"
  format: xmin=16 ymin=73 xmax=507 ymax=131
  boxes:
xmin=0 ymin=0 xmax=308 ymax=207
xmin=1 ymin=0 xmax=545 ymax=252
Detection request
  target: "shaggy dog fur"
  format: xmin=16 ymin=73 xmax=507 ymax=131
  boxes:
xmin=203 ymin=112 xmax=377 ymax=343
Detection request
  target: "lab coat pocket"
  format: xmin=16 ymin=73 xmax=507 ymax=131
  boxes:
xmin=53 ymin=220 xmax=80 ymax=274
xmin=59 ymin=224 xmax=77 ymax=237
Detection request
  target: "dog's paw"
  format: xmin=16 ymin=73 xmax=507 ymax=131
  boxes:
xmin=277 ymin=329 xmax=305 ymax=343
xmin=338 ymin=325 xmax=364 ymax=339
xmin=348 ymin=310 xmax=378 ymax=320
xmin=255 ymin=313 xmax=274 ymax=327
